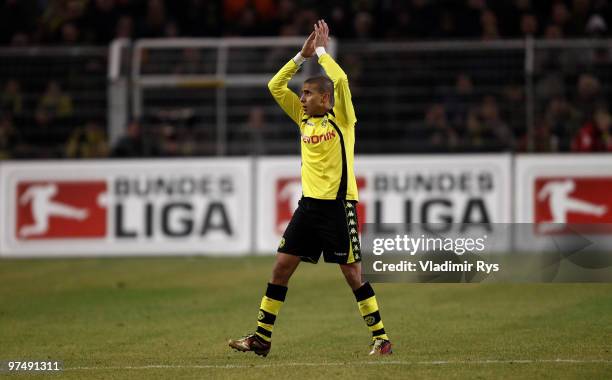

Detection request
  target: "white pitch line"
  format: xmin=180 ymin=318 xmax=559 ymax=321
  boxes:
xmin=65 ymin=359 xmax=612 ymax=371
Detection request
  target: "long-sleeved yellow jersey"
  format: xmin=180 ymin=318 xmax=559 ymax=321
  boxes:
xmin=268 ymin=53 xmax=358 ymax=201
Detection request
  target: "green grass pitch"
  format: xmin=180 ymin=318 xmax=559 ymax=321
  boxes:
xmin=0 ymin=256 xmax=610 ymax=379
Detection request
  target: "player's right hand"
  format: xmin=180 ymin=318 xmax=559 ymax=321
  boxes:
xmin=301 ymin=31 xmax=316 ymax=58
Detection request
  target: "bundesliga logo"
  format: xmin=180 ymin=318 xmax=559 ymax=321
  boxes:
xmin=16 ymin=181 xmax=107 ymax=240
xmin=535 ymin=177 xmax=612 ymax=234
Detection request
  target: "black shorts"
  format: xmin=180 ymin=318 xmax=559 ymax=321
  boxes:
xmin=277 ymin=197 xmax=361 ymax=264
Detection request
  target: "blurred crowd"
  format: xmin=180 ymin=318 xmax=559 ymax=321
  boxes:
xmin=0 ymin=77 xmax=192 ymax=158
xmin=417 ymin=72 xmax=611 ymax=153
xmin=0 ymin=78 xmax=108 ymax=159
xmin=1 ymin=0 xmax=611 ymax=46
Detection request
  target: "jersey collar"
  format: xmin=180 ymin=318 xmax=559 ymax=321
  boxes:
xmin=306 ymin=109 xmax=335 ymax=119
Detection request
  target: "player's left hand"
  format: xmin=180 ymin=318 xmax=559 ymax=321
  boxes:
xmin=314 ymin=19 xmax=329 ymax=49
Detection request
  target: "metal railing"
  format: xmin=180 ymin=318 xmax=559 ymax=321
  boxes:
xmin=124 ymin=37 xmax=336 ymax=156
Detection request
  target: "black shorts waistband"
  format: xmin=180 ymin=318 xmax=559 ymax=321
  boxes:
xmin=299 ymin=197 xmax=356 ymax=211
xmin=301 ymin=197 xmax=357 ymax=203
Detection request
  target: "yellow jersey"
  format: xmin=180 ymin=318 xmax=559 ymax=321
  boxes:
xmin=268 ymin=53 xmax=358 ymax=201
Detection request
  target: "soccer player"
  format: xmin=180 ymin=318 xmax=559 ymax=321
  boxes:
xmin=229 ymin=20 xmax=392 ymax=357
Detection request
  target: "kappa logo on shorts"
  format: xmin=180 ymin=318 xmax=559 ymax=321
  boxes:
xmin=278 ymin=237 xmax=286 ymax=249
xmin=333 ymin=252 xmax=347 ymax=256
xmin=345 ymin=203 xmax=362 ymax=259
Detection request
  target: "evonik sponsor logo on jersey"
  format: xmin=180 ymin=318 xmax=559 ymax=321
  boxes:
xmin=301 ymin=130 xmax=336 ymax=144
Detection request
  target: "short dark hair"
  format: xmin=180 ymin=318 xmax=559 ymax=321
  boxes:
xmin=304 ymin=76 xmax=334 ymax=107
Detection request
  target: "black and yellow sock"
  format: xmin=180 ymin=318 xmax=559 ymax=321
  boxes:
xmin=353 ymin=282 xmax=389 ymax=341
xmin=255 ymin=283 xmax=287 ymax=342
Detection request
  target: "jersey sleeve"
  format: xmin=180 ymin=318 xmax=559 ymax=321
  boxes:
xmin=268 ymin=59 xmax=304 ymax=126
xmin=318 ymin=54 xmax=357 ymax=127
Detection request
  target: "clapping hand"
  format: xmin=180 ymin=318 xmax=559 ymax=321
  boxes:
xmin=314 ymin=19 xmax=329 ymax=49
xmin=300 ymin=31 xmax=316 ymax=58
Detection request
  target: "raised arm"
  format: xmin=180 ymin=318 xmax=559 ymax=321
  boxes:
xmin=267 ymin=32 xmax=316 ymax=125
xmin=267 ymin=60 xmax=303 ymax=125
xmin=314 ymin=20 xmax=357 ymax=127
